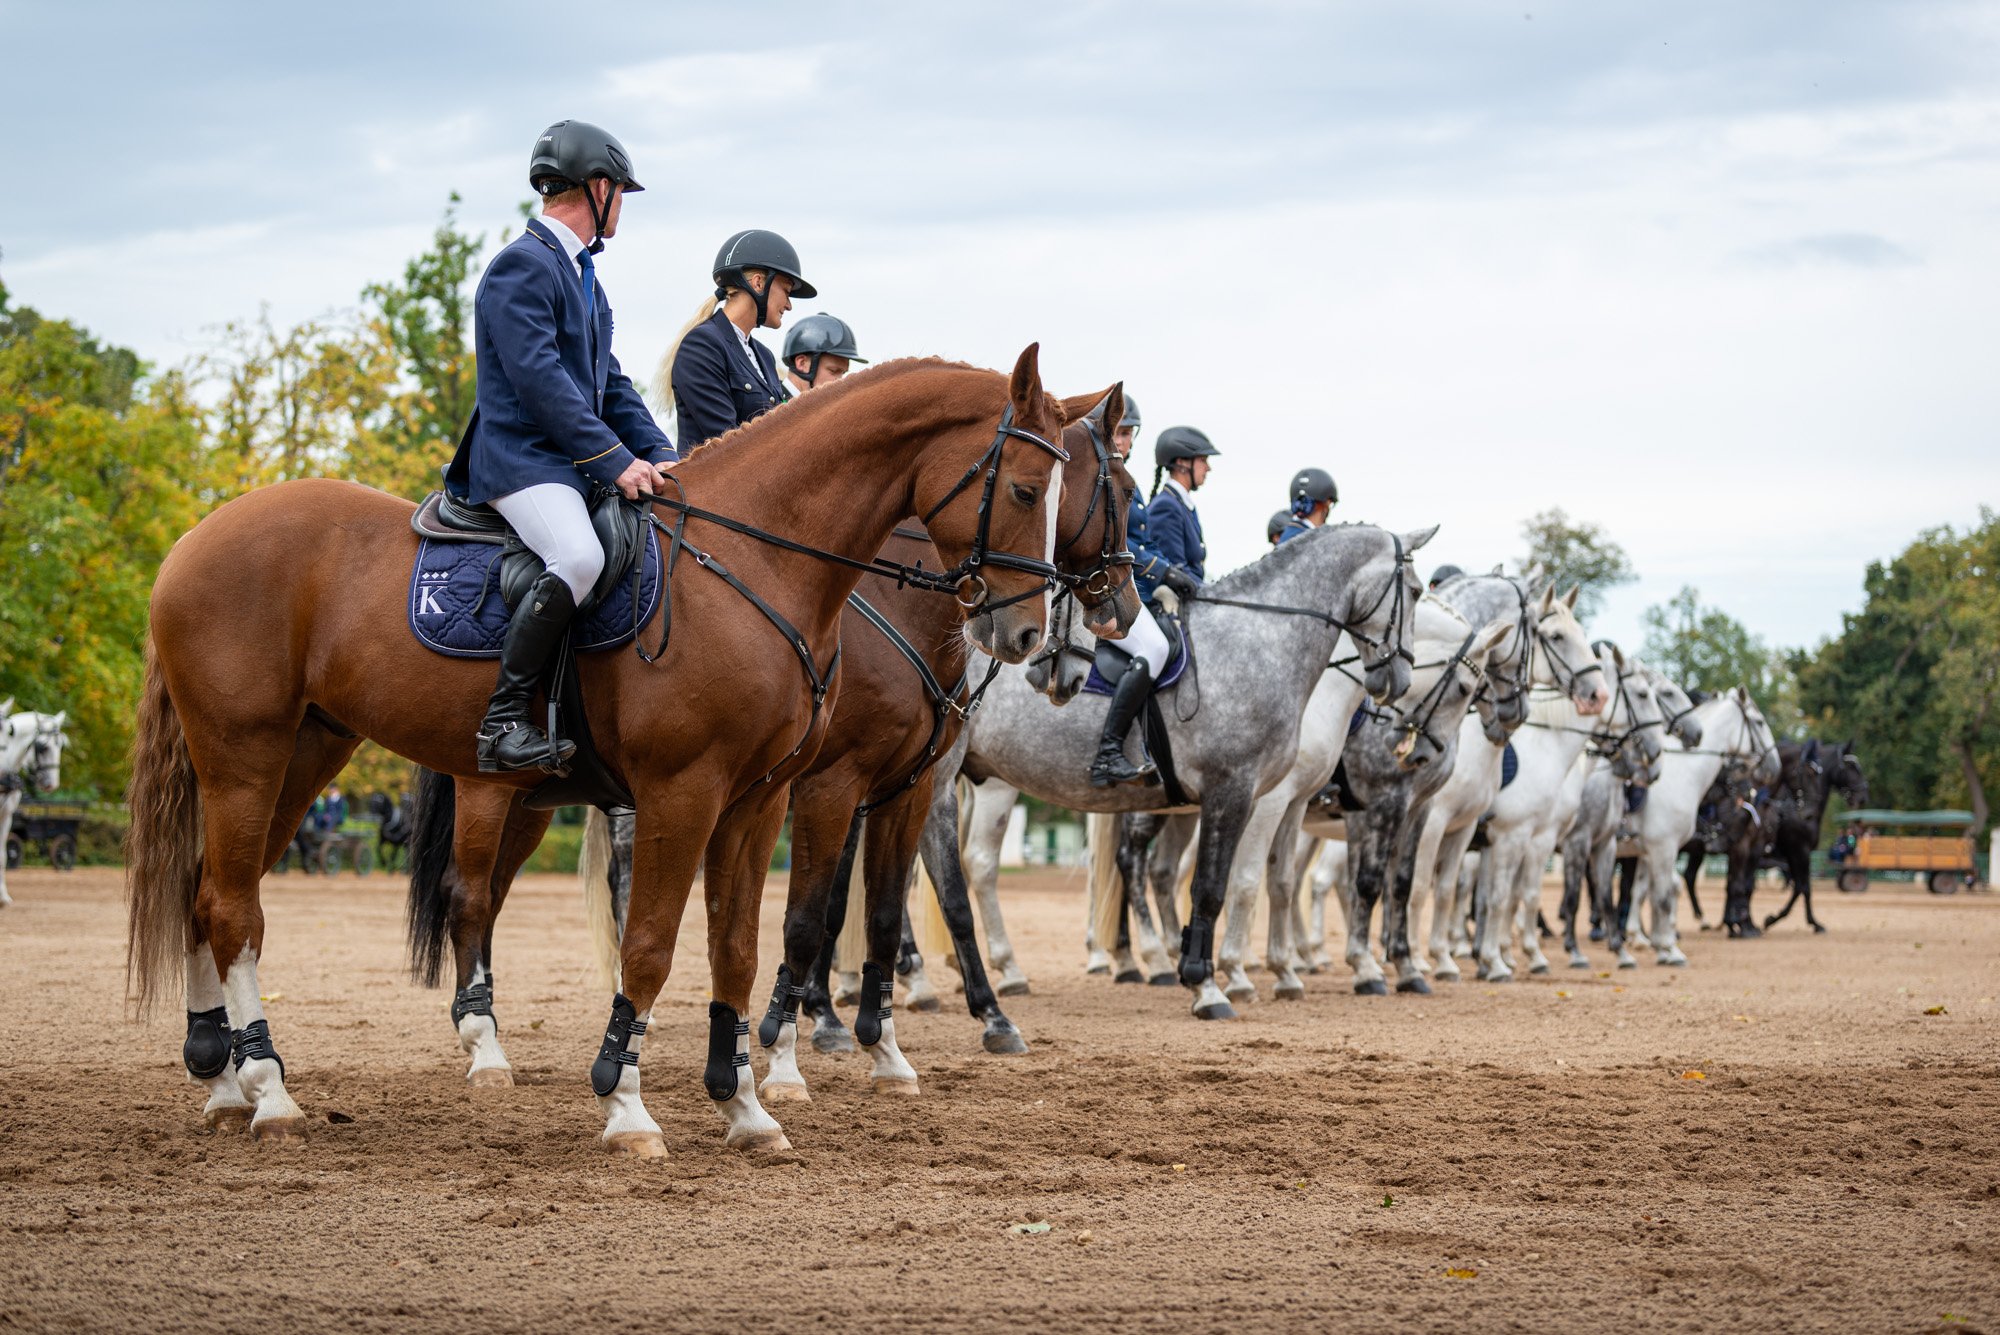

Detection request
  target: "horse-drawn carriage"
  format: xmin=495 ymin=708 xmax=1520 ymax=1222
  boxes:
xmin=275 ymin=822 xmax=377 ymax=876
xmin=4 ymin=799 xmax=86 ymax=871
xmin=1836 ymin=808 xmax=1983 ymax=895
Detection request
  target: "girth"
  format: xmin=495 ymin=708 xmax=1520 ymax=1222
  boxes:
xmin=847 ymin=591 xmax=977 ymax=816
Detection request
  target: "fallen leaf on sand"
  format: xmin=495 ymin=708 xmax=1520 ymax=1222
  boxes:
xmin=1733 ymin=1015 xmax=1751 ymax=1023
xmin=1924 ymin=1005 xmax=1948 ymax=1016
xmin=1172 ymin=1164 xmax=1186 ymax=1172
xmin=1075 ymin=1230 xmax=1094 ymax=1245
xmin=1556 ymin=991 xmax=1570 ymax=998
xmin=530 ymin=1019 xmax=545 ymax=1030
xmin=1008 ymin=1222 xmax=1051 ymax=1235
xmin=1681 ymin=1071 xmax=1707 ymax=1081
xmin=1445 ymin=1267 xmax=1478 ymax=1279
xmin=259 ymin=993 xmax=283 ymax=1002
xmin=326 ymin=1111 xmax=355 ymax=1125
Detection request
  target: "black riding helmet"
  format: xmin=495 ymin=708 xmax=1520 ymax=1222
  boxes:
xmin=529 ymin=121 xmax=643 ymax=253
xmin=1153 ymin=425 xmax=1219 ymax=471
xmin=1428 ymin=563 xmax=1465 ymax=589
xmin=714 ymin=229 xmax=816 ymax=327
xmin=781 ymin=313 xmax=867 ymax=388
xmin=1267 ymin=510 xmax=1293 ymax=545
xmin=1289 ymin=467 xmax=1338 ymax=516
xmin=1087 ymin=391 xmax=1142 ymax=434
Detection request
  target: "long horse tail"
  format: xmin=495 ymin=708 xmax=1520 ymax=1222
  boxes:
xmin=1087 ymin=812 xmax=1124 ymax=952
xmin=580 ymin=806 xmax=622 ymax=991
xmin=404 ymin=767 xmax=459 ymax=987
xmin=124 ymin=641 xmax=204 ymax=1016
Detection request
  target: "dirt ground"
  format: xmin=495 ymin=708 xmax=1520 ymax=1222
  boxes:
xmin=2 ymin=864 xmax=1997 ymax=1334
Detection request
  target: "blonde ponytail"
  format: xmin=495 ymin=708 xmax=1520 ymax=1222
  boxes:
xmin=654 ymin=293 xmax=722 ymax=415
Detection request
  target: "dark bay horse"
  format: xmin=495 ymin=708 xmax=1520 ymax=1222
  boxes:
xmin=406 ymin=393 xmax=1138 ymax=1094
xmin=126 ymin=351 xmax=1083 ymax=1156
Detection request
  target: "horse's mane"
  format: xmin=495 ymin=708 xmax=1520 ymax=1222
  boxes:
xmin=673 ymin=356 xmax=995 ymax=465
xmin=1202 ymin=521 xmax=1380 ymax=600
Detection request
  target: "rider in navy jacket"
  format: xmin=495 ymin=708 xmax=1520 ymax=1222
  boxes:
xmin=445 ymin=217 xmax=673 ymax=504
xmin=449 ymin=121 xmax=675 ymax=775
xmin=1274 ymin=467 xmax=1337 ymax=545
xmin=664 ymin=230 xmax=816 ymax=452
xmin=1143 ymin=425 xmax=1219 ymax=597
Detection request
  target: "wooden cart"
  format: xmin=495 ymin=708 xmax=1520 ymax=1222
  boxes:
xmin=5 ymin=799 xmax=87 ymax=871
xmin=1836 ymin=808 xmax=1982 ymax=895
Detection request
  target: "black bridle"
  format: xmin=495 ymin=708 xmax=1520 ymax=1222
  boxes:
xmin=630 ymin=402 xmax=1070 ymax=788
xmin=1184 ymin=530 xmax=1417 ymax=683
xmin=1059 ymin=420 xmax=1136 ymax=602
xmin=1378 ymin=625 xmax=1487 ymax=757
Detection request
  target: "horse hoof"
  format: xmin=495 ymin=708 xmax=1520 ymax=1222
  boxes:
xmin=1113 ymin=969 xmax=1145 ymax=985
xmin=1431 ymin=967 xmax=1460 ymax=984
xmin=1588 ymin=927 xmax=1605 ymax=942
xmin=204 ymin=1104 xmax=254 ymax=1131
xmin=1353 ymin=979 xmax=1388 ymax=996
xmin=1529 ymin=963 xmax=1551 ymax=976
xmin=997 ymin=979 xmax=1032 ymax=998
xmin=1224 ymin=984 xmax=1259 ymax=1004
xmin=810 ymin=1027 xmax=857 ymax=1055
xmin=871 ymin=1077 xmax=921 ymax=1097
xmin=761 ymin=1081 xmax=811 ymax=1104
xmin=1657 ymin=956 xmax=1689 ymax=968
xmin=725 ymin=1127 xmax=793 ymax=1153
xmin=1192 ymin=1000 xmax=1237 ymax=1022
xmin=1274 ymin=983 xmax=1307 ymax=1001
xmin=1147 ymin=972 xmax=1178 ymax=988
xmin=982 ymin=1024 xmax=1029 ymax=1056
xmin=252 ymin=1116 xmax=308 ymax=1147
xmin=1811 ymin=924 xmax=1827 ymax=935
xmin=467 ymin=1066 xmax=514 ymax=1088
xmin=904 ymin=995 xmax=941 ymax=1014
xmin=1485 ymin=971 xmax=1513 ymax=985
xmin=1568 ymin=956 xmax=1590 ymax=969
xmin=1085 ymin=963 xmax=1112 ymax=976
xmin=606 ymin=1130 xmax=668 ymax=1159
xmin=1616 ymin=958 xmax=1637 ymax=971
xmin=1396 ymin=977 xmax=1431 ymax=995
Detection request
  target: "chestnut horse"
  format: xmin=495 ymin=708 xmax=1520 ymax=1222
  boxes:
xmin=126 ymin=350 xmax=1093 ymax=1157
xmin=404 ymin=392 xmax=1139 ymax=1092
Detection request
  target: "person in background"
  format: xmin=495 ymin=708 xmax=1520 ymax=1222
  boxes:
xmin=1274 ymin=467 xmax=1337 ymax=544
xmin=1267 ymin=510 xmax=1292 ymax=546
xmin=780 ymin=313 xmax=867 ymax=398
xmin=658 ymin=229 xmax=816 ymax=451
xmin=1428 ymin=564 xmax=1465 ymax=591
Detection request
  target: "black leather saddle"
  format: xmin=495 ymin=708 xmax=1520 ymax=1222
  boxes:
xmin=413 ymin=488 xmax=645 ymax=613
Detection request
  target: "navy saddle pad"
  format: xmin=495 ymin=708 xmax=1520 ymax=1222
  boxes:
xmin=408 ymin=529 xmax=663 ymax=659
xmin=1084 ymin=622 xmax=1191 ymax=696
xmin=1500 ymin=741 xmax=1520 ymax=789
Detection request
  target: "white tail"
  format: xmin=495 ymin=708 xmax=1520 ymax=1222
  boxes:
xmin=579 ymin=807 xmax=621 ymax=990
xmin=832 ymin=820 xmax=870 ymax=974
xmin=1087 ymin=812 xmax=1124 ymax=954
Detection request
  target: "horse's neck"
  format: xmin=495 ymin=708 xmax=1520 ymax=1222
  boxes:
xmin=1194 ymin=536 xmax=1367 ymax=707
xmin=677 ymin=379 xmax=979 ymax=632
xmin=1443 ymin=578 xmax=1529 ymax=676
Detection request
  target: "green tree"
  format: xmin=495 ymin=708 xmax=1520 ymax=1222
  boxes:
xmin=1798 ymin=513 xmax=2000 ymax=830
xmin=1517 ymin=508 xmax=1635 ymax=621
xmin=1639 ymin=586 xmax=1800 ymax=737
xmin=0 ymin=286 xmax=222 ymax=795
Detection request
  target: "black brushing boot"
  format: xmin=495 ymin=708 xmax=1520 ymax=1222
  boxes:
xmin=1089 ymin=659 xmax=1158 ymax=787
xmin=477 ymin=570 xmax=579 ymax=774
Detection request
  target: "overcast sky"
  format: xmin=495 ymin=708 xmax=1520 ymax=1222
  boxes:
xmin=5 ymin=1 xmax=1996 ymax=654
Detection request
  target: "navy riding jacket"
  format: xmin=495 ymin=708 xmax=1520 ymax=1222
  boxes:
xmin=1276 ymin=517 xmax=1314 ymax=545
xmin=1145 ymin=485 xmax=1206 ymax=594
xmin=1127 ymin=489 xmax=1175 ymax=601
xmin=671 ymin=310 xmax=785 ymax=452
xmin=445 ymin=219 xmax=674 ymax=505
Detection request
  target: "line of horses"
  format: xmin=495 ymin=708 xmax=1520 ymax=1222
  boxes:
xmin=119 ymin=351 xmax=1837 ymax=1159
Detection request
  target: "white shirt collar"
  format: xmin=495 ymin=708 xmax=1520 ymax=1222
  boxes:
xmin=1161 ymin=475 xmax=1194 ymax=507
xmin=535 ymin=215 xmax=587 ymax=276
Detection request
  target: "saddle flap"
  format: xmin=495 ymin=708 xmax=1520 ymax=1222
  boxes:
xmin=413 ymin=490 xmax=509 ymax=544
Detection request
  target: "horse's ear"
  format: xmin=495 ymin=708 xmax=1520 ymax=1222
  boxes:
xmin=1561 ymin=585 xmax=1580 ymax=610
xmin=1475 ymin=619 xmax=1512 ymax=659
xmin=1008 ymin=343 xmax=1043 ymax=415
xmin=0 ymin=699 xmax=13 ymax=716
xmin=1057 ymin=382 xmax=1120 ymax=427
xmin=1400 ymin=524 xmax=1439 ymax=553
xmin=52 ymin=711 xmax=65 ymax=728
xmin=1538 ymin=585 xmax=1557 ymax=614
xmin=1489 ymin=564 xmax=1505 ymax=577
xmin=1610 ymin=642 xmax=1627 ymax=671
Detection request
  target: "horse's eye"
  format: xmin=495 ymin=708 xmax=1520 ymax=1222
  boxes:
xmin=1011 ymin=484 xmax=1038 ymax=506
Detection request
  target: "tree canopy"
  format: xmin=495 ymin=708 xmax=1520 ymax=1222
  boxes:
xmin=1517 ymin=507 xmax=1636 ymax=621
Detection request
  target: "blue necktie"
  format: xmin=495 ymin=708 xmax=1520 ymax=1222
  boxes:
xmin=578 ymin=248 xmax=597 ymax=318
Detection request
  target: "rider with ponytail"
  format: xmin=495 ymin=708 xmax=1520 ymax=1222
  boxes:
xmin=1085 ymin=411 xmax=1220 ymax=788
xmin=657 ymin=230 xmax=816 ymax=451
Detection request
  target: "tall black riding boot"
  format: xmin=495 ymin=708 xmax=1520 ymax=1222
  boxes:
xmin=1089 ymin=660 xmax=1158 ymax=787
xmin=476 ymin=571 xmax=579 ymax=774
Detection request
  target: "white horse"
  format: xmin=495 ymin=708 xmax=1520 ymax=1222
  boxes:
xmin=1620 ymin=688 xmax=1781 ymax=965
xmin=0 ymin=708 xmax=70 ymax=907
xmin=1473 ymin=641 xmax=1661 ymax=981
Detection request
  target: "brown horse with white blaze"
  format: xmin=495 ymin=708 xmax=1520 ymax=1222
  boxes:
xmin=126 ymin=349 xmax=1085 ymax=1157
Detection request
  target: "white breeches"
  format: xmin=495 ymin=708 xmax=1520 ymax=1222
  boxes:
xmin=1120 ymin=604 xmax=1173 ymax=677
xmin=490 ymin=483 xmax=605 ymax=604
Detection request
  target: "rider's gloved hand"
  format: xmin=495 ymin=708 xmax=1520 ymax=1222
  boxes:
xmin=615 ymin=457 xmax=658 ymax=501
xmin=1161 ymin=566 xmax=1199 ymax=599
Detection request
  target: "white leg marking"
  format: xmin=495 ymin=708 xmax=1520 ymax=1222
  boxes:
xmin=222 ymin=946 xmax=305 ymax=1137
xmin=761 ymin=1015 xmax=810 ymax=1102
xmin=716 ymin=1026 xmax=791 ymax=1148
xmin=186 ymin=947 xmax=250 ymax=1124
xmin=598 ymin=1004 xmax=664 ymax=1155
xmin=457 ymin=962 xmax=512 ymax=1085
xmin=865 ymin=1013 xmax=920 ymax=1095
